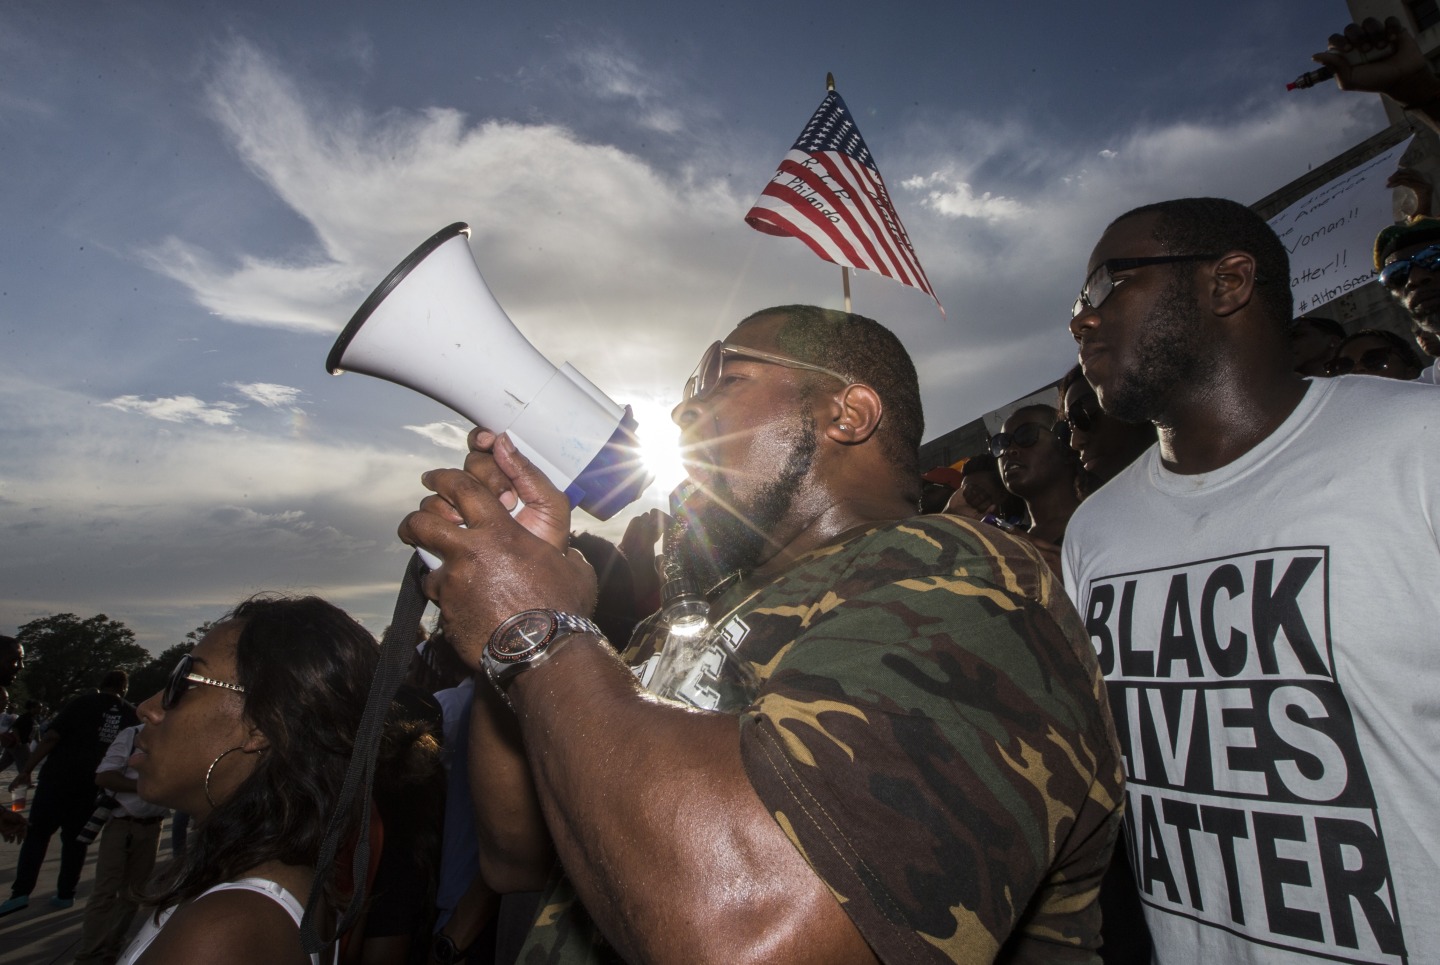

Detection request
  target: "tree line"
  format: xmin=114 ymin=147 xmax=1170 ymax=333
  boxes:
xmin=7 ymin=613 xmax=211 ymax=710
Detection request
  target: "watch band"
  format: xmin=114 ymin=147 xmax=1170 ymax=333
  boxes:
xmin=482 ymin=608 xmax=604 ymax=695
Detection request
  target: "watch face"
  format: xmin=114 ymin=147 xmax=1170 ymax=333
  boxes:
xmin=492 ymin=610 xmax=557 ymax=662
xmin=432 ymin=934 xmax=459 ymax=964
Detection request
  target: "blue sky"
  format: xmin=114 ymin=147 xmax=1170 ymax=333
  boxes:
xmin=0 ymin=0 xmax=1385 ymax=653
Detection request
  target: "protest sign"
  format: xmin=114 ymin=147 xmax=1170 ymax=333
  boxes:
xmin=1266 ymin=136 xmax=1413 ymax=317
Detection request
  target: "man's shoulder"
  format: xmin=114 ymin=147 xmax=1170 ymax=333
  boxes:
xmin=739 ymin=514 xmax=1077 ymax=654
xmin=787 ymin=513 xmax=1055 ymax=600
xmin=843 ymin=513 xmax=1038 ymax=565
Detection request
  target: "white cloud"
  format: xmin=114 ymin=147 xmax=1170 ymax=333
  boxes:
xmin=102 ymin=394 xmax=243 ymax=425
xmin=569 ymin=45 xmax=685 ymax=134
xmin=0 ymin=373 xmax=433 ymax=647
xmin=902 ymin=170 xmax=1028 ymax=222
xmin=403 ymin=422 xmax=469 ymax=450
xmin=231 ymin=382 xmax=302 ymax=407
xmin=209 ymin=507 xmax=307 ymax=526
xmin=140 ymin=40 xmax=741 ymax=350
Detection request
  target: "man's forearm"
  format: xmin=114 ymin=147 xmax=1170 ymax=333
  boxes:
xmin=94 ymin=770 xmax=136 ymax=793
xmin=469 ymin=680 xmax=557 ymax=893
xmin=506 ymin=637 xmax=872 ymax=965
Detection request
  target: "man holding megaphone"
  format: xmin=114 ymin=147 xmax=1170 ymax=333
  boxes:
xmin=401 ymin=305 xmax=1124 ymax=965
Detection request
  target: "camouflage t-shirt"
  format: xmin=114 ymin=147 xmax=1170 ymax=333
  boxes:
xmin=517 ymin=514 xmax=1124 ymax=965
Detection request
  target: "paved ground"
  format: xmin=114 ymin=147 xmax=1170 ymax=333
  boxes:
xmin=0 ymin=804 xmax=177 ymax=965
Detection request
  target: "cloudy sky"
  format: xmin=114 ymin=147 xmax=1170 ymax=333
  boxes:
xmin=0 ymin=0 xmax=1388 ymax=653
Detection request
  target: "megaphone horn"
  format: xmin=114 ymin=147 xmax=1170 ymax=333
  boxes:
xmin=328 ymin=223 xmax=651 ymax=520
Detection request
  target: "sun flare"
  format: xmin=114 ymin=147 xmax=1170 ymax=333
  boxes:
xmin=629 ymin=398 xmax=688 ymax=499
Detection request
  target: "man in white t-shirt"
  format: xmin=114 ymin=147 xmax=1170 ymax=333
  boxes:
xmin=1063 ymin=196 xmax=1440 ymax=965
xmin=74 ymin=723 xmax=169 ymax=964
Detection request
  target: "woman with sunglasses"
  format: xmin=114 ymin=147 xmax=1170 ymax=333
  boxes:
xmin=1324 ymin=329 xmax=1424 ymax=380
xmin=1057 ymin=364 xmax=1157 ymax=491
xmin=119 ymin=595 xmax=416 ymax=965
xmin=990 ymin=404 xmax=1081 ymax=568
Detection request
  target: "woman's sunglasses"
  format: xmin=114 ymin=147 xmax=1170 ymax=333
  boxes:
xmin=1324 ymin=348 xmax=1404 ymax=377
xmin=163 ymin=653 xmax=246 ymax=710
xmin=990 ymin=421 xmax=1063 ymax=458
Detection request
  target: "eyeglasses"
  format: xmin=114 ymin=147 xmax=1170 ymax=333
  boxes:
xmin=163 ymin=653 xmax=246 ymax=710
xmin=990 ymin=421 xmax=1063 ymax=458
xmin=682 ymin=341 xmax=851 ymax=402
xmin=1379 ymin=244 xmax=1440 ymax=291
xmin=1323 ymin=348 xmax=1405 ymax=377
xmin=1065 ymin=394 xmax=1102 ymax=434
xmin=1071 ymin=254 xmax=1221 ymax=318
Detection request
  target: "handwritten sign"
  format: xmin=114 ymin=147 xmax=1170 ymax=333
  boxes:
xmin=1266 ymin=136 xmax=1413 ymax=317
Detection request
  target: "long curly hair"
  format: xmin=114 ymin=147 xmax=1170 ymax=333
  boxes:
xmin=146 ymin=594 xmax=433 ymax=912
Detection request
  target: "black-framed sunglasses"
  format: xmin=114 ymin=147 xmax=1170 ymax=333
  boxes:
xmin=990 ymin=421 xmax=1063 ymax=458
xmin=1064 ymin=393 xmax=1102 ymax=434
xmin=1379 ymin=244 xmax=1440 ymax=291
xmin=682 ymin=341 xmax=851 ymax=402
xmin=1324 ymin=348 xmax=1404 ymax=377
xmin=1071 ymin=254 xmax=1221 ymax=318
xmin=163 ymin=653 xmax=246 ymax=710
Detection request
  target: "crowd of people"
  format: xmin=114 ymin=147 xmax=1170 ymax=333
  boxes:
xmin=1 ymin=14 xmax=1438 ymax=965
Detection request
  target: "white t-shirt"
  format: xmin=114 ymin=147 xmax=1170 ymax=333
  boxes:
xmin=96 ymin=725 xmax=167 ymax=820
xmin=1063 ymin=375 xmax=1440 ymax=965
xmin=1415 ymin=361 xmax=1439 ymax=384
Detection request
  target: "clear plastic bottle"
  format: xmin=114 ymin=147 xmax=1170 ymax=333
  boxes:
xmin=645 ymin=484 xmax=760 ymax=708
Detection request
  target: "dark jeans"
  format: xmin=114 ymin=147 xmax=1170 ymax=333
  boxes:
xmin=10 ymin=779 xmax=96 ymax=900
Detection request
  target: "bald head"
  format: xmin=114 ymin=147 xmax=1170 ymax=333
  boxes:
xmin=737 ymin=305 xmax=924 ymax=490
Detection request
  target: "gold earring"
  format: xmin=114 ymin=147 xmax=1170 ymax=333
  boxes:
xmin=204 ymin=746 xmax=246 ymax=808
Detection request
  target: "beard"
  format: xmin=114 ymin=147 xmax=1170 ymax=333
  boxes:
xmin=1102 ymin=274 xmax=1216 ymax=424
xmin=671 ymin=411 xmax=819 ymax=592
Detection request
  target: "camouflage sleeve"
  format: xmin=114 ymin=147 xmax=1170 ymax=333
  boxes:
xmin=737 ymin=541 xmax=1123 ymax=964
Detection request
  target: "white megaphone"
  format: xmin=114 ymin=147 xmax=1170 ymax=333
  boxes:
xmin=327 ymin=223 xmax=652 ymax=536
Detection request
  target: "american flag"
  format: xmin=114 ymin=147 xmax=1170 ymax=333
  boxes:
xmin=745 ymin=88 xmax=940 ymax=309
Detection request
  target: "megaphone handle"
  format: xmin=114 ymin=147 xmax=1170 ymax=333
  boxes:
xmin=415 ymin=497 xmax=528 ymax=570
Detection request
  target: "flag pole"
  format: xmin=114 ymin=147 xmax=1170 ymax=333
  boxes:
xmin=826 ymin=73 xmax=852 ymax=312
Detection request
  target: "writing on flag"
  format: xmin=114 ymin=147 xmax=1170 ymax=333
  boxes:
xmin=745 ymin=89 xmax=940 ymax=310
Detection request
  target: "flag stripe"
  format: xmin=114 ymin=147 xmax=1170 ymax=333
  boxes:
xmin=743 ymin=89 xmax=941 ymax=310
xmin=826 ymin=153 xmax=918 ymax=286
xmin=745 ymin=208 xmax=848 ymax=267
xmin=750 ymin=183 xmax=869 ymax=268
xmin=834 ymin=153 xmax=928 ymax=288
xmin=769 ymin=154 xmax=905 ymax=282
xmin=851 ymin=155 xmax=937 ymax=295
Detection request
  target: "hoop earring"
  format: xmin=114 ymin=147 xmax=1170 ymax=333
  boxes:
xmin=205 ymin=746 xmax=245 ymax=808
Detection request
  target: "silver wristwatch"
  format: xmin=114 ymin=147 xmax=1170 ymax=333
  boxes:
xmin=482 ymin=609 xmax=604 ymax=694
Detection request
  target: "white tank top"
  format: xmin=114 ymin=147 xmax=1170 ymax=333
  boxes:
xmin=117 ymin=876 xmax=332 ymax=964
